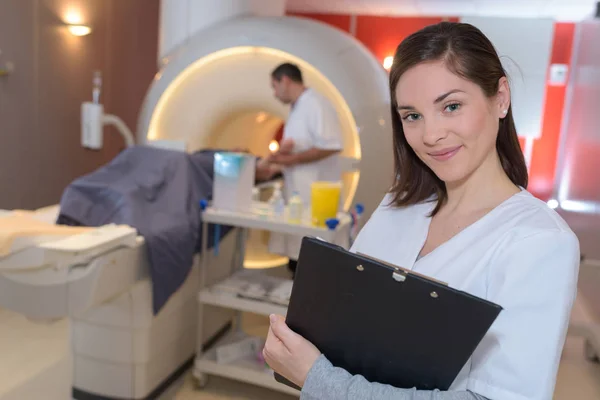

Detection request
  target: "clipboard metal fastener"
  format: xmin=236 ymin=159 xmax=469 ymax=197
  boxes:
xmin=392 ymin=271 xmax=406 ymax=282
xmin=430 ymin=291 xmax=439 ymax=298
xmin=356 ymin=265 xmax=364 ymax=272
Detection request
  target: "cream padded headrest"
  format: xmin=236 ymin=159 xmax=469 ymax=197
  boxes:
xmin=0 ymin=211 xmax=93 ymax=257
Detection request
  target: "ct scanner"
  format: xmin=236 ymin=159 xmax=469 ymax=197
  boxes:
xmin=0 ymin=14 xmax=393 ymax=400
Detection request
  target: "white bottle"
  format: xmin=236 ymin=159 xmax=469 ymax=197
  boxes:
xmin=288 ymin=191 xmax=303 ymax=224
xmin=269 ymin=183 xmax=285 ymax=217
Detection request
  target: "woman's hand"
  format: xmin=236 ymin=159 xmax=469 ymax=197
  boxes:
xmin=263 ymin=314 xmax=321 ymax=388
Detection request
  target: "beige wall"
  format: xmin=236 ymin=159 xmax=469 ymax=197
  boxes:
xmin=0 ymin=0 xmax=159 ymax=210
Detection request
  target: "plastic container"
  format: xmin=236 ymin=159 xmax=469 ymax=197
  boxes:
xmin=213 ymin=152 xmax=256 ymax=213
xmin=288 ymin=192 xmax=303 ymax=224
xmin=269 ymin=183 xmax=285 ymax=217
xmin=311 ymin=181 xmax=342 ymax=227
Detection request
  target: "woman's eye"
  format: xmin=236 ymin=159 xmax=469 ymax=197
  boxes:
xmin=445 ymin=103 xmax=461 ymax=112
xmin=402 ymin=113 xmax=421 ymax=122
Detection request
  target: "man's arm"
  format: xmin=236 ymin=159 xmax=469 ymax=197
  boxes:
xmin=269 ymin=147 xmax=340 ymax=167
xmin=255 ymin=160 xmax=283 ymax=181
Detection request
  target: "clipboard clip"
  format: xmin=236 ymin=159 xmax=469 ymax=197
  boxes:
xmin=356 ymin=252 xmax=448 ymax=286
xmin=356 ymin=263 xmax=406 ymax=283
xmin=357 ymin=252 xmax=407 ymax=283
xmin=392 ymin=271 xmax=406 ymax=282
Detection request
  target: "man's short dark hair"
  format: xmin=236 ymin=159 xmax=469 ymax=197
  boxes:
xmin=271 ymin=63 xmax=303 ymax=83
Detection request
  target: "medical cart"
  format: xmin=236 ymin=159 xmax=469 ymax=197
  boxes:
xmin=193 ymin=203 xmax=352 ymax=395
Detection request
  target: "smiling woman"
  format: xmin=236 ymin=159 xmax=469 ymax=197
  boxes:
xmin=264 ymin=21 xmax=580 ymax=400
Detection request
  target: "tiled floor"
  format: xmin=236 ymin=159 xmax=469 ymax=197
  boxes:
xmin=1 ymin=308 xmax=600 ymax=400
xmin=554 ymin=335 xmax=600 ymax=399
xmin=0 ymin=308 xmax=71 ymax=399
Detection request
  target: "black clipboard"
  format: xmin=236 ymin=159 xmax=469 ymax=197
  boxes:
xmin=274 ymin=237 xmax=502 ymax=391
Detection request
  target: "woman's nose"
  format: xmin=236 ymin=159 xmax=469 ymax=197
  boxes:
xmin=422 ymin=119 xmax=448 ymax=146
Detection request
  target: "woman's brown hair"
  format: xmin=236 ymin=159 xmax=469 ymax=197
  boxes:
xmin=388 ymin=22 xmax=528 ymax=215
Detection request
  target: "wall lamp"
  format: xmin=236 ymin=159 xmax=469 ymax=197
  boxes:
xmin=68 ymin=24 xmax=92 ymax=36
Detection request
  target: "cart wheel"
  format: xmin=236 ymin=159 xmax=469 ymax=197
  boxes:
xmin=584 ymin=339 xmax=600 ymax=363
xmin=193 ymin=373 xmax=209 ymax=389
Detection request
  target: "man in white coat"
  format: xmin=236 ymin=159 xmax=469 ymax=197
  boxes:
xmin=267 ymin=62 xmax=344 ymax=276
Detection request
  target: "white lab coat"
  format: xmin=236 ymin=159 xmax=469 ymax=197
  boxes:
xmin=268 ymin=88 xmax=344 ymax=260
xmin=350 ymin=190 xmax=580 ymax=400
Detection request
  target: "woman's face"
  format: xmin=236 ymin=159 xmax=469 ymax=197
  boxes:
xmin=394 ymin=61 xmax=510 ymax=185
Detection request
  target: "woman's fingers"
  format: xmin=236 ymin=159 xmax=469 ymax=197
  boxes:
xmin=269 ymin=314 xmax=299 ymax=344
xmin=263 ymin=325 xmax=289 ymax=360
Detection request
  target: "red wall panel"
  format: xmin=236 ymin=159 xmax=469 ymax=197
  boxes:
xmin=355 ymin=16 xmax=445 ymax=64
xmin=528 ymin=22 xmax=575 ymax=200
xmin=287 ymin=12 xmax=351 ymax=33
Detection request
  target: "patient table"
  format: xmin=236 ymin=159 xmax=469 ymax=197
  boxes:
xmin=0 ymin=205 xmax=236 ymax=399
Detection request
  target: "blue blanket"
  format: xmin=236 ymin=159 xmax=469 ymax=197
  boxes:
xmin=57 ymin=146 xmax=235 ymax=314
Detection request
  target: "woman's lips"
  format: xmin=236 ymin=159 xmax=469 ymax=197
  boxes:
xmin=428 ymin=146 xmax=462 ymax=161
